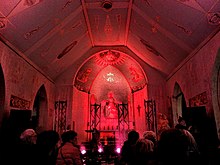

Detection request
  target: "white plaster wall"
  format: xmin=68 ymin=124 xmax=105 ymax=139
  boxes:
xmin=0 ymin=41 xmax=55 ymax=130
xmin=166 ymin=31 xmax=220 ymax=138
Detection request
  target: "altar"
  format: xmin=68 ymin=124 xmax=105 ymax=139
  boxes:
xmin=88 ymin=101 xmax=129 ymax=145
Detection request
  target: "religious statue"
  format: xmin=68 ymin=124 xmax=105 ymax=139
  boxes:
xmin=102 ymin=91 xmax=119 ymax=118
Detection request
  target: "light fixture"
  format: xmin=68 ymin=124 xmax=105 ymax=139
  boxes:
xmin=102 ymin=1 xmax=112 ymax=11
xmin=116 ymin=147 xmax=121 ymax=154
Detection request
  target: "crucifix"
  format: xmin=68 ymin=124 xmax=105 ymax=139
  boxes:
xmin=137 ymin=105 xmax=141 ymax=116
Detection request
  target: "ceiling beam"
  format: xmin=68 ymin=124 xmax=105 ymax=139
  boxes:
xmin=167 ymin=27 xmax=220 ymax=80
xmin=125 ymin=0 xmax=133 ymax=46
xmin=81 ymin=0 xmax=94 ymax=47
xmin=25 ymin=6 xmax=83 ymax=55
xmin=133 ymin=5 xmax=193 ymax=53
xmin=0 ymin=36 xmax=54 ymax=83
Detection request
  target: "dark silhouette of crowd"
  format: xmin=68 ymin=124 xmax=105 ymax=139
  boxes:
xmin=119 ymin=118 xmax=220 ymax=165
xmin=0 ymin=116 xmax=219 ymax=165
xmin=0 ymin=123 xmax=82 ymax=165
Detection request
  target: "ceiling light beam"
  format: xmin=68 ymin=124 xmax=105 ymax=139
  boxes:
xmin=125 ymin=0 xmax=133 ymax=46
xmin=81 ymin=0 xmax=94 ymax=47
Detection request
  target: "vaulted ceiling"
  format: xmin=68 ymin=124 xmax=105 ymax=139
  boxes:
xmin=0 ymin=0 xmax=220 ymax=80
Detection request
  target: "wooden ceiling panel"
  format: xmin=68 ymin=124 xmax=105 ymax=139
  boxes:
xmin=0 ymin=0 xmax=220 ymax=80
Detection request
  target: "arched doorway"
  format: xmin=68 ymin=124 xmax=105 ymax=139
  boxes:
xmin=0 ymin=65 xmax=5 ymax=129
xmin=172 ymin=82 xmax=187 ymax=126
xmin=212 ymin=48 xmax=220 ymax=139
xmin=32 ymin=85 xmax=48 ymax=131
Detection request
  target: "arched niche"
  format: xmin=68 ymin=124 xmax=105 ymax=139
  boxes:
xmin=90 ymin=65 xmax=131 ymax=141
xmin=72 ymin=50 xmax=148 ymax=142
xmin=172 ymin=82 xmax=187 ymax=126
xmin=33 ymin=85 xmax=48 ymax=131
xmin=90 ymin=65 xmax=131 ymax=103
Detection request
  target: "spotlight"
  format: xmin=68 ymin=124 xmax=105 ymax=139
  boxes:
xmin=116 ymin=147 xmax=121 ymax=154
xmin=81 ymin=149 xmax=86 ymax=155
xmin=80 ymin=145 xmax=87 ymax=154
xmin=98 ymin=147 xmax=103 ymax=153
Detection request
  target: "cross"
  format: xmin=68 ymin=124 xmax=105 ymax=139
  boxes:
xmin=137 ymin=105 xmax=141 ymax=116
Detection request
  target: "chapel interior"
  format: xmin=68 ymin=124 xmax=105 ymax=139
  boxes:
xmin=0 ymin=0 xmax=220 ymax=164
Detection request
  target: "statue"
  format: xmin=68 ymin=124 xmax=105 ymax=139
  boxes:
xmin=103 ymin=91 xmax=119 ymax=118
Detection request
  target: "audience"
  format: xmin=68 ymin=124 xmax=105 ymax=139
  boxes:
xmin=36 ymin=130 xmax=60 ymax=165
xmin=17 ymin=129 xmax=38 ymax=165
xmin=56 ymin=130 xmax=83 ymax=165
xmin=120 ymin=130 xmax=139 ymax=165
xmin=0 ymin=120 xmax=218 ymax=165
xmin=175 ymin=117 xmax=201 ymax=164
xmin=135 ymin=131 xmax=156 ymax=164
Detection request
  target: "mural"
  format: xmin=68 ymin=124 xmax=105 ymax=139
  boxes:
xmin=74 ymin=50 xmax=147 ymax=93
xmin=129 ymin=65 xmax=143 ymax=82
xmin=189 ymin=91 xmax=208 ymax=107
xmin=77 ymin=68 xmax=92 ymax=83
xmin=10 ymin=95 xmax=30 ymax=109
